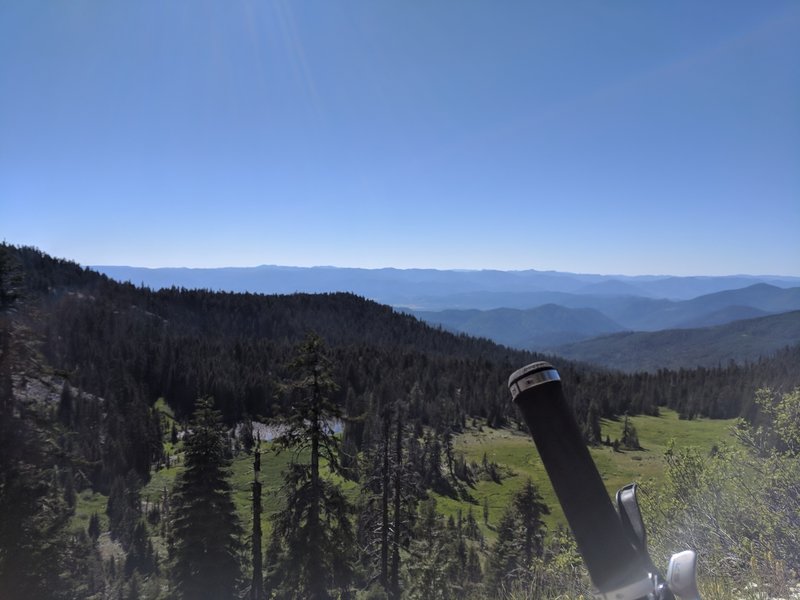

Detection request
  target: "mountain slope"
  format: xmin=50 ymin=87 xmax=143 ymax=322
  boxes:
xmin=552 ymin=310 xmax=800 ymax=372
xmin=527 ymin=284 xmax=800 ymax=332
xmin=408 ymin=284 xmax=800 ymax=353
xmin=677 ymin=305 xmax=770 ymax=329
xmin=409 ymin=304 xmax=625 ymax=349
xmin=680 ymin=283 xmax=800 ymax=315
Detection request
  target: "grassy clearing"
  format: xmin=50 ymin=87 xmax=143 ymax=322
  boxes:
xmin=67 ymin=401 xmax=772 ymax=599
xmin=77 ymin=404 xmax=737 ymax=561
xmin=593 ymin=409 xmax=734 ymax=491
xmin=153 ymin=397 xmax=175 ymax=420
xmin=440 ymin=408 xmax=737 ymax=542
xmin=154 ymin=408 xmax=732 ymax=534
xmin=139 ymin=441 xmax=360 ymax=545
xmin=71 ymin=488 xmax=110 ymax=533
xmin=137 ymin=442 xmax=297 ymax=543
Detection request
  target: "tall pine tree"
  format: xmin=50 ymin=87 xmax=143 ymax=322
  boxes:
xmin=486 ymin=479 xmax=549 ymax=591
xmin=170 ymin=398 xmax=242 ymax=600
xmin=269 ymin=333 xmax=354 ymax=599
xmin=250 ymin=440 xmax=264 ymax=600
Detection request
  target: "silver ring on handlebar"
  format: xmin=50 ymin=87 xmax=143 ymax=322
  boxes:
xmin=509 ymin=367 xmax=560 ymax=400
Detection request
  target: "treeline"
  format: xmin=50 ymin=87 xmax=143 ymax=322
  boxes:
xmin=11 ymin=244 xmax=799 ymax=428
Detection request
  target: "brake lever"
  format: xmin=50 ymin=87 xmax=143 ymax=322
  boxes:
xmin=615 ymin=483 xmax=675 ymax=600
xmin=613 ymin=484 xmax=702 ymax=600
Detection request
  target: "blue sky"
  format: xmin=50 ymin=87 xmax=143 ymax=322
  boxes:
xmin=2 ymin=1 xmax=799 ymax=275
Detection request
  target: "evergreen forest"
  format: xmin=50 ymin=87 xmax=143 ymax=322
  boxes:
xmin=2 ymin=243 xmax=799 ymax=599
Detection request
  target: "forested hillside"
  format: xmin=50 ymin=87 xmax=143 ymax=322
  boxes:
xmin=553 ymin=310 xmax=800 ymax=373
xmin=2 ymin=244 xmax=800 ymax=599
xmin=407 ymin=284 xmax=800 ymax=354
xmin=11 ymin=245 xmax=798 ymax=425
xmin=408 ymin=304 xmax=625 ymax=349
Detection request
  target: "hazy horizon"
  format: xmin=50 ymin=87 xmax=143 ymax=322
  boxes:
xmin=90 ymin=260 xmax=800 ymax=281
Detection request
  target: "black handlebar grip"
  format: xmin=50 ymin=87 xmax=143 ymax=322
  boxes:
xmin=509 ymin=362 xmax=652 ymax=597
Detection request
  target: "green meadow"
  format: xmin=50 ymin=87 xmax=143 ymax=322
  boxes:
xmin=436 ymin=408 xmax=737 ymax=541
xmin=77 ymin=406 xmax=737 ymax=554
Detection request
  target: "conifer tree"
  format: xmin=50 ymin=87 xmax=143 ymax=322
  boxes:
xmin=583 ymin=401 xmax=602 ymax=445
xmin=512 ymin=479 xmax=549 ymax=564
xmin=170 ymin=398 xmax=242 ymax=600
xmin=380 ymin=406 xmax=391 ymax=589
xmin=621 ymin=414 xmax=641 ymax=450
xmin=486 ymin=509 xmax=522 ymax=590
xmin=486 ymin=480 xmax=549 ymax=590
xmin=87 ymin=512 xmax=101 ymax=541
xmin=403 ymin=498 xmax=460 ymax=600
xmin=356 ymin=398 xmax=417 ymax=599
xmin=270 ymin=333 xmax=354 ymax=599
xmin=251 ymin=440 xmax=264 ymax=600
xmin=389 ymin=401 xmax=414 ymax=600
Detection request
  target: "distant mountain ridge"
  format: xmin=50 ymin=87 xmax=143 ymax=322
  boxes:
xmin=95 ymin=264 xmax=800 ymax=306
xmin=599 ymin=284 xmax=800 ymax=331
xmin=407 ymin=284 xmax=800 ymax=347
xmin=408 ymin=304 xmax=625 ymax=349
xmin=95 ymin=265 xmax=800 ymax=373
xmin=551 ymin=310 xmax=800 ymax=373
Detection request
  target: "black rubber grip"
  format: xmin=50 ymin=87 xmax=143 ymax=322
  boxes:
xmin=509 ymin=362 xmax=650 ymax=593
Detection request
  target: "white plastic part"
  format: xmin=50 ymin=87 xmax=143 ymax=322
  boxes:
xmin=666 ymin=550 xmax=701 ymax=600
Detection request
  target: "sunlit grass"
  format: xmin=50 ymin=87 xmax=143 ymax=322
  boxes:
xmin=73 ymin=403 xmax=741 ymax=596
xmin=437 ymin=408 xmax=737 ymax=541
xmin=71 ymin=488 xmax=109 ymax=533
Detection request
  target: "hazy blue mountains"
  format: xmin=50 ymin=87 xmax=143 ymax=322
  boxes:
xmin=95 ymin=265 xmax=800 ymax=306
xmin=95 ymin=265 xmax=800 ymax=371
xmin=408 ymin=304 xmax=626 ymax=349
xmin=590 ymin=284 xmax=800 ymax=331
xmin=408 ymin=283 xmax=800 ymax=344
xmin=551 ymin=310 xmax=800 ymax=373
